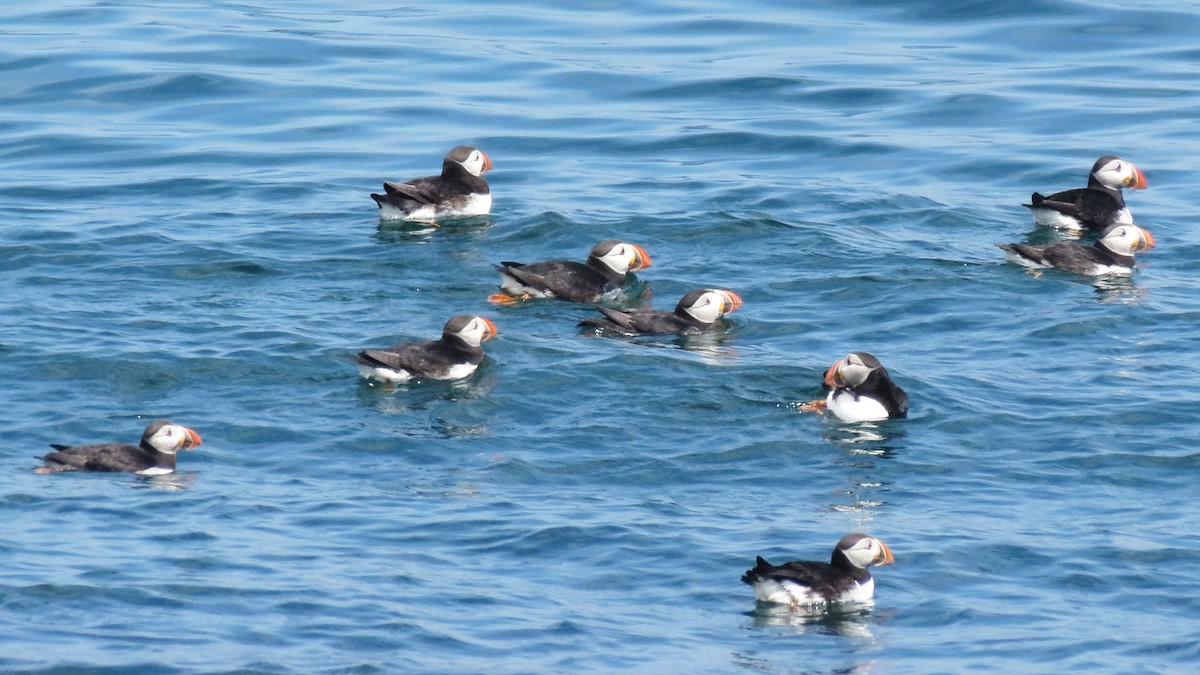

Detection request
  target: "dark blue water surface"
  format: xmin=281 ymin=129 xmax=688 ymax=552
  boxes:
xmin=2 ymin=1 xmax=1199 ymax=672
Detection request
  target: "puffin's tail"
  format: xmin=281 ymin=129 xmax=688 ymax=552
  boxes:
xmin=741 ymin=556 xmax=774 ymax=585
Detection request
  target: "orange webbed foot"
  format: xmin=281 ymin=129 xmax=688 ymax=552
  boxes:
xmin=796 ymin=399 xmax=827 ymax=414
xmin=487 ymin=293 xmax=527 ymax=306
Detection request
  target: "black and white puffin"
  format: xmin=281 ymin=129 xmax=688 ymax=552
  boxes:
xmin=35 ymin=420 xmax=203 ymax=476
xmin=1025 ymin=155 xmax=1147 ymax=231
xmin=488 ymin=240 xmax=652 ymax=305
xmin=370 ymin=146 xmax=493 ymax=221
xmin=578 ymin=288 xmax=742 ymax=336
xmin=742 ymin=534 xmax=894 ymax=610
xmin=355 ymin=314 xmax=497 ymax=383
xmin=999 ymin=222 xmax=1156 ymax=276
xmin=800 ymin=352 xmax=907 ymax=422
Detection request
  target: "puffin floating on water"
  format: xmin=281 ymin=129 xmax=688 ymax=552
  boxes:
xmin=370 ymin=146 xmax=493 ymax=221
xmin=35 ymin=420 xmax=203 ymax=476
xmin=579 ymin=288 xmax=741 ymax=336
xmin=1024 ymin=155 xmax=1147 ymax=231
xmin=355 ymin=314 xmax=497 ymax=383
xmin=488 ymin=240 xmax=651 ymax=305
xmin=999 ymin=222 xmax=1155 ymax=276
xmin=799 ymin=352 xmax=908 ymax=423
xmin=742 ymin=534 xmax=894 ymax=611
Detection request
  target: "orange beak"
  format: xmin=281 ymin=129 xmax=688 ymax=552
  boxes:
xmin=1136 ymin=227 xmax=1156 ymax=252
xmin=718 ymin=290 xmax=743 ymax=313
xmin=875 ymin=540 xmax=894 ymax=566
xmin=823 ymin=359 xmax=842 ymax=388
xmin=480 ymin=151 xmax=493 ymax=174
xmin=630 ymin=244 xmax=652 ymax=271
xmin=182 ymin=427 xmax=203 ymax=450
xmin=1127 ymin=165 xmax=1147 ymax=189
xmin=481 ymin=317 xmax=498 ymax=340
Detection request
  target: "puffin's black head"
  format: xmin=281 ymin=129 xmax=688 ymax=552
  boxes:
xmin=442 ymin=314 xmax=498 ymax=348
xmin=1089 ymin=156 xmax=1147 ymax=191
xmin=674 ymin=288 xmax=742 ymax=325
xmin=139 ymin=420 xmax=203 ymax=455
xmin=443 ymin=146 xmax=492 ymax=178
xmin=823 ymin=351 xmax=887 ymax=391
xmin=587 ymin=240 xmax=652 ymax=276
xmin=1095 ymin=223 xmax=1156 ymax=257
xmin=832 ymin=533 xmax=894 ymax=570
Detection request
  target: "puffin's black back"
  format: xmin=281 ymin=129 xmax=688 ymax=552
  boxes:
xmin=498 ymin=260 xmax=612 ymax=302
xmin=41 ymin=442 xmax=163 ymax=473
xmin=740 ymin=556 xmax=859 ymax=601
xmin=861 ymin=368 xmax=908 ymax=418
xmin=579 ymin=307 xmax=694 ymax=335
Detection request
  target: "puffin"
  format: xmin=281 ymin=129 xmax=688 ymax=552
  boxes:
xmin=998 ymin=222 xmax=1155 ymax=276
xmin=488 ymin=240 xmax=651 ymax=305
xmin=35 ymin=420 xmax=203 ymax=476
xmin=742 ymin=534 xmax=895 ymax=611
xmin=355 ymin=314 xmax=497 ymax=383
xmin=578 ymin=288 xmax=742 ymax=336
xmin=1025 ymin=155 xmax=1147 ymax=231
xmin=370 ymin=146 xmax=493 ymax=221
xmin=800 ymin=352 xmax=908 ymax=422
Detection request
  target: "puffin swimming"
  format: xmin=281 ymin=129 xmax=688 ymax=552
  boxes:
xmin=1025 ymin=156 xmax=1147 ymax=231
xmin=742 ymin=534 xmax=894 ymax=611
xmin=999 ymin=222 xmax=1155 ymax=276
xmin=488 ymin=240 xmax=651 ymax=305
xmin=800 ymin=352 xmax=908 ymax=423
xmin=355 ymin=314 xmax=497 ymax=383
xmin=35 ymin=420 xmax=203 ymax=476
xmin=578 ymin=288 xmax=741 ymax=336
xmin=370 ymin=146 xmax=493 ymax=221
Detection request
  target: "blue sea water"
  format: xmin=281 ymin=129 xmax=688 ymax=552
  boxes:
xmin=1 ymin=0 xmax=1199 ymax=672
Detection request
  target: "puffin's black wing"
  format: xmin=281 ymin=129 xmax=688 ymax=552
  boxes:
xmin=41 ymin=443 xmax=154 ymax=473
xmin=888 ymin=384 xmax=909 ymax=418
xmin=1039 ymin=241 xmax=1111 ymax=269
xmin=998 ymin=243 xmax=1049 ymax=266
xmin=619 ymin=310 xmax=695 ymax=335
xmin=355 ymin=340 xmax=440 ymax=375
xmin=382 ymin=177 xmax=444 ymax=205
xmin=741 ymin=557 xmax=853 ymax=599
xmin=579 ymin=309 xmax=703 ymax=336
xmin=496 ymin=262 xmax=553 ymax=291
xmin=1027 ymin=189 xmax=1123 ymax=229
xmin=579 ymin=307 xmax=640 ymax=333
xmin=499 ymin=261 xmax=604 ymax=302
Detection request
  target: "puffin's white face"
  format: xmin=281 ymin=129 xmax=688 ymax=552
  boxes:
xmin=1093 ymin=158 xmax=1147 ymax=190
xmin=1098 ymin=224 xmax=1156 ymax=256
xmin=452 ymin=316 xmax=498 ymax=347
xmin=595 ymin=242 xmax=652 ymax=275
xmin=839 ymin=535 xmax=894 ymax=569
xmin=680 ymin=289 xmax=742 ymax=324
xmin=830 ymin=353 xmax=877 ymax=389
xmin=144 ymin=423 xmax=203 ymax=455
xmin=458 ymin=149 xmax=493 ymax=177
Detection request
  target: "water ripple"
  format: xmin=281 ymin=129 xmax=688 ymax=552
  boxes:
xmin=1 ymin=0 xmax=1199 ymax=673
